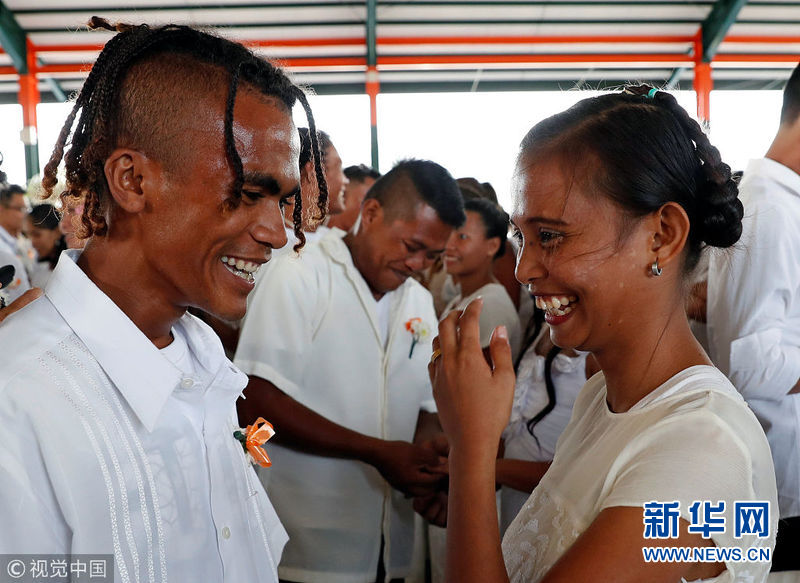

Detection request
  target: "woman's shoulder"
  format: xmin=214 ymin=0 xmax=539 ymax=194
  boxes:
xmin=476 ymin=282 xmax=515 ymax=303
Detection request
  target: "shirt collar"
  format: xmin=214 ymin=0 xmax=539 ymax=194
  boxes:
xmin=320 ymin=230 xmax=413 ymax=345
xmin=746 ymin=157 xmax=800 ymax=198
xmin=45 ymin=250 xmax=183 ymax=432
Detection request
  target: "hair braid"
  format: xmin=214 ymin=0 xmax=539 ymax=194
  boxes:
xmin=292 ymin=192 xmax=306 ymax=252
xmin=632 ymin=85 xmax=744 ymax=249
xmin=223 ymin=62 xmax=245 ymax=201
xmin=40 ymin=16 xmax=324 ymax=252
xmin=525 ymin=343 xmax=561 ymax=449
xmin=295 ymin=89 xmax=329 ymax=224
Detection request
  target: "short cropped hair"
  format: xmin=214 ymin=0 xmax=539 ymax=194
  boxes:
xmin=344 ymin=164 xmax=381 ymax=184
xmin=780 ymin=62 xmax=800 ymax=125
xmin=364 ymin=159 xmax=465 ymax=228
xmin=0 ymin=185 xmax=25 ymax=206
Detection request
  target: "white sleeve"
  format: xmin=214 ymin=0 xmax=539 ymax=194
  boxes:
xmin=0 ymin=397 xmax=70 ymax=554
xmin=708 ymin=200 xmax=800 ymax=400
xmin=0 ymin=248 xmax=31 ymax=304
xmin=600 ymin=402 xmax=775 ymax=554
xmin=234 ymin=255 xmax=322 ymax=401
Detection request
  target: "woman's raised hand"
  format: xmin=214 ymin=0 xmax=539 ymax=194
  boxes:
xmin=429 ymin=298 xmax=516 ymax=457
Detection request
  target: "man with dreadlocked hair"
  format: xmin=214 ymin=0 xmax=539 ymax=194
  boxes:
xmin=0 ymin=18 xmax=328 ymax=582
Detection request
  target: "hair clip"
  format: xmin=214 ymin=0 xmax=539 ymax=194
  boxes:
xmin=646 ymin=88 xmax=659 ymax=99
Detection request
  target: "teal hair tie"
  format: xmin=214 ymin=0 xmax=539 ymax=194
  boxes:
xmin=647 ymin=88 xmax=659 ymax=99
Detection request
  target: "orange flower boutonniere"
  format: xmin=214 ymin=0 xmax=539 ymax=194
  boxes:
xmin=405 ymin=317 xmax=431 ymax=359
xmin=234 ymin=417 xmax=276 ymax=468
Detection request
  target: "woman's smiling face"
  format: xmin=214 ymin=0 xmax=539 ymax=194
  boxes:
xmin=511 ymin=152 xmax=655 ymax=354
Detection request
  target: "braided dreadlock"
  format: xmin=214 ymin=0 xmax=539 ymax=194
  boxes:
xmin=42 ymin=17 xmax=328 ymax=248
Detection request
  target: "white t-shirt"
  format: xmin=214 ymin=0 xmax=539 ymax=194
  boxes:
xmin=502 ymin=366 xmax=777 ymax=583
xmin=235 ymin=229 xmax=438 ymax=582
xmin=0 ymin=250 xmax=287 ymax=582
xmin=442 ymin=282 xmax=522 ymax=361
xmin=707 ymin=157 xmax=800 ymax=519
xmin=500 ymin=331 xmax=588 ymax=532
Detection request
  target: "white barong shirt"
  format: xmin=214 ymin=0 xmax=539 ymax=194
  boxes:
xmin=235 ymin=229 xmax=437 ymax=583
xmin=708 ymin=157 xmax=800 ymax=519
xmin=0 ymin=250 xmax=287 ymax=582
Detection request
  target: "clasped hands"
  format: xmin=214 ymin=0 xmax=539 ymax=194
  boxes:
xmin=415 ymin=299 xmax=517 ymax=527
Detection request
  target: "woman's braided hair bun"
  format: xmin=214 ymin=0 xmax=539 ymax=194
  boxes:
xmin=627 ymin=85 xmax=744 ymax=249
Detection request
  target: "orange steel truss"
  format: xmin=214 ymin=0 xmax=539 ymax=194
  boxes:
xmin=3 ymin=32 xmax=799 ymax=137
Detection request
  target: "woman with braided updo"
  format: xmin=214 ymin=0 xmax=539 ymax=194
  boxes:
xmin=430 ymin=86 xmax=778 ymax=583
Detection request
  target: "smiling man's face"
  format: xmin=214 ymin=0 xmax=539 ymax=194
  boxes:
xmin=133 ymin=89 xmax=300 ymax=321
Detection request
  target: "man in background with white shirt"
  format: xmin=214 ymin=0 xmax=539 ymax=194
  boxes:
xmin=0 ymin=185 xmax=31 ymax=303
xmin=0 ymin=18 xmax=328 ymax=582
xmin=328 ymin=164 xmax=382 ymax=233
xmin=235 ymin=160 xmax=464 ymax=583
xmin=707 ymin=62 xmax=800 ymax=572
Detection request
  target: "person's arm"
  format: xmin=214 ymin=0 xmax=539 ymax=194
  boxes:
xmin=238 ymin=376 xmax=445 ymax=497
xmin=0 ymin=288 xmax=42 ymax=324
xmin=431 ymin=299 xmax=515 ymax=583
xmin=495 ymin=459 xmax=550 ymax=493
xmin=412 ymin=411 xmax=450 ymax=527
xmin=708 ymin=201 xmax=800 ymax=399
xmin=540 ymin=508 xmax=722 ymax=583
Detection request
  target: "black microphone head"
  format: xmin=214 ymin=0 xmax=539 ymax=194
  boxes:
xmin=0 ymin=264 xmax=16 ymax=289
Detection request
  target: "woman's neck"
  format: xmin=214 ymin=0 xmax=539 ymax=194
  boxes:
xmin=592 ymin=302 xmax=711 ymax=413
xmin=455 ymin=266 xmax=497 ymax=299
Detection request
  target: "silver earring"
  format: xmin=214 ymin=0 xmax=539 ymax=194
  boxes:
xmin=651 ymin=258 xmax=662 ymax=277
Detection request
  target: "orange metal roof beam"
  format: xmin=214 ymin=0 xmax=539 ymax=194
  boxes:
xmin=33 ymin=53 xmax=800 ymax=75
xmin=0 ymin=35 xmax=796 ymax=58
xmin=377 ymin=35 xmax=696 ymax=45
xmin=379 ymin=53 xmax=694 ymax=65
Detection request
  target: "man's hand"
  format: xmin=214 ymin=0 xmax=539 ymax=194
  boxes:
xmin=371 ymin=440 xmax=448 ymax=497
xmin=418 ymin=432 xmax=450 ymax=459
xmin=413 ymin=490 xmax=448 ymax=527
xmin=0 ymin=288 xmax=42 ymax=324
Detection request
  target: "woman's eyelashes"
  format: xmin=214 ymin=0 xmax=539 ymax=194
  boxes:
xmin=538 ymin=228 xmax=564 ymax=248
xmin=511 ymin=227 xmax=563 ymax=249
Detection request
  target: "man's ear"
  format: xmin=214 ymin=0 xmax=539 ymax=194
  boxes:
xmin=103 ymin=149 xmax=161 ymax=213
xmin=649 ymin=201 xmax=691 ymax=268
xmin=359 ymin=197 xmax=383 ymax=230
xmin=300 ymin=159 xmax=316 ymax=188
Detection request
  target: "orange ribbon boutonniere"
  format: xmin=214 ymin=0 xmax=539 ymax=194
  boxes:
xmin=234 ymin=417 xmax=276 ymax=468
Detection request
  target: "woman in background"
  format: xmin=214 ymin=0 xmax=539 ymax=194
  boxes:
xmin=25 ymin=204 xmax=66 ymax=288
xmin=441 ymin=197 xmax=522 ymax=360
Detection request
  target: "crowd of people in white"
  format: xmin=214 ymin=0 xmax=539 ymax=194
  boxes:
xmin=0 ymin=18 xmax=798 ymax=583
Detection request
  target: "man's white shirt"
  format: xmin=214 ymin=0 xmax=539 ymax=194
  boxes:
xmin=0 ymin=250 xmax=287 ymax=582
xmin=235 ymin=229 xmax=437 ymax=583
xmin=707 ymin=157 xmax=800 ymax=518
xmin=0 ymin=225 xmax=31 ymax=303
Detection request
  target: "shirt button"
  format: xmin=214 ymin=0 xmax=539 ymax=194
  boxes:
xmin=221 ymin=526 xmax=231 ymax=540
xmin=180 ymin=378 xmax=194 ymax=389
